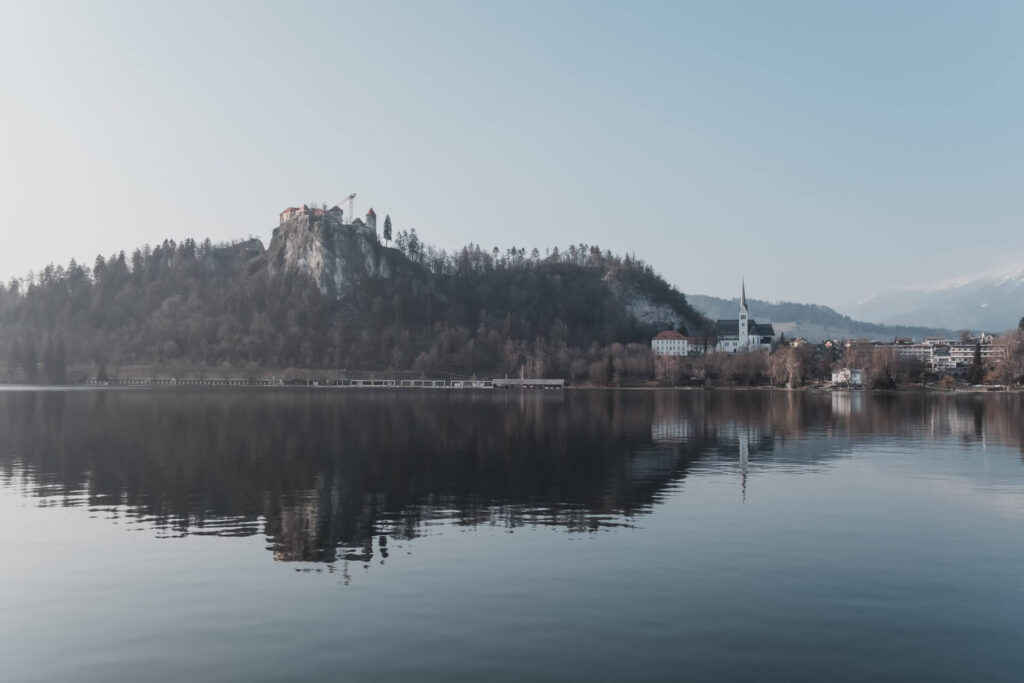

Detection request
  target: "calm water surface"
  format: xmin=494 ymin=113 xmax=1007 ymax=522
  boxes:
xmin=1 ymin=388 xmax=1023 ymax=682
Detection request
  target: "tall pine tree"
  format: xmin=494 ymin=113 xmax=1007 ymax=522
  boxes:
xmin=42 ymin=335 xmax=55 ymax=384
xmin=55 ymin=336 xmax=67 ymax=384
xmin=968 ymin=341 xmax=984 ymax=385
xmin=7 ymin=339 xmax=22 ymax=381
xmin=23 ymin=339 xmax=38 ymax=383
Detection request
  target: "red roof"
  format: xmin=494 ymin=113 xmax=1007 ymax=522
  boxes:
xmin=653 ymin=330 xmax=686 ymax=341
xmin=366 ymin=208 xmax=376 ymax=216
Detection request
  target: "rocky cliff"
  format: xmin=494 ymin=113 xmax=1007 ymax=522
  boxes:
xmin=262 ymin=208 xmax=706 ymax=336
xmin=266 ymin=211 xmax=420 ymax=299
xmin=602 ymin=273 xmax=688 ymax=330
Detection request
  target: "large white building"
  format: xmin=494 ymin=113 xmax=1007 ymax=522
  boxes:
xmin=715 ymin=282 xmax=775 ymax=352
xmin=893 ymin=337 xmax=1007 ymax=371
xmin=651 ymin=330 xmax=690 ymax=356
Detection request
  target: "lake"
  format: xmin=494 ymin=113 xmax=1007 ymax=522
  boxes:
xmin=1 ymin=388 xmax=1022 ymax=681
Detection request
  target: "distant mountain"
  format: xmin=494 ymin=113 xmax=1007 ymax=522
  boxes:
xmin=842 ymin=260 xmax=1024 ymax=332
xmin=688 ymin=294 xmax=952 ymax=343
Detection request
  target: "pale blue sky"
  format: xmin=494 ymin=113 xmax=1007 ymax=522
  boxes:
xmin=2 ymin=1 xmax=1022 ymax=305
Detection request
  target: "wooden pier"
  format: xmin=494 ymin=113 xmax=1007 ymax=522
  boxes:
xmin=83 ymin=377 xmax=564 ymax=389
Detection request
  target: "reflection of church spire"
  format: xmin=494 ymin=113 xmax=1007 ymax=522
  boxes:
xmin=738 ymin=426 xmax=749 ymax=503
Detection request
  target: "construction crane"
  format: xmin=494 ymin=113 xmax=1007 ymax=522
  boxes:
xmin=343 ymin=193 xmax=356 ymax=222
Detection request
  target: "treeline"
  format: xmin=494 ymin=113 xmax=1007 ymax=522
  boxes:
xmin=0 ymin=237 xmax=326 ymax=380
xmin=3 ymin=224 xmax=1018 ymax=388
xmin=0 ymin=232 xmax=706 ymax=382
xmin=390 ymin=232 xmax=664 ymax=279
xmin=6 ymin=334 xmax=67 ymax=384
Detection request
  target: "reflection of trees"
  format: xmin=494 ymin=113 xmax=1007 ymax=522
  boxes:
xmin=0 ymin=390 xmax=713 ymax=563
xmin=1 ymin=389 xmax=1021 ymax=565
xmin=652 ymin=390 xmax=1024 ymax=459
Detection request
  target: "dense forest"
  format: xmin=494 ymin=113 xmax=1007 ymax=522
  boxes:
xmin=0 ymin=230 xmax=708 ymax=383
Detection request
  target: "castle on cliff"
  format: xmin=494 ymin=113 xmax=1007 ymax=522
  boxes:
xmin=279 ymin=205 xmax=377 ymax=232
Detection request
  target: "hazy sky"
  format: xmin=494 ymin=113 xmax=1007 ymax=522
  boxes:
xmin=2 ymin=1 xmax=1022 ymax=305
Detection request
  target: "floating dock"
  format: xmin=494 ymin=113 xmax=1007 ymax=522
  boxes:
xmin=84 ymin=377 xmax=565 ymax=389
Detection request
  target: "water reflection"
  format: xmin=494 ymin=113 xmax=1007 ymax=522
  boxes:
xmin=1 ymin=389 xmax=1022 ymax=565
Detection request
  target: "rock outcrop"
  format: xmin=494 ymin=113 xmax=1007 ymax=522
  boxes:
xmin=266 ymin=210 xmax=419 ymax=299
xmin=603 ymin=271 xmax=697 ymax=331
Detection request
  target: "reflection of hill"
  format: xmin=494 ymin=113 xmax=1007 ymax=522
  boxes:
xmin=0 ymin=390 xmax=712 ymax=563
xmin=1 ymin=389 xmax=1021 ymax=565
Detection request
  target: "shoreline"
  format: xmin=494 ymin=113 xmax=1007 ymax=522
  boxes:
xmin=1 ymin=382 xmax=1020 ymax=394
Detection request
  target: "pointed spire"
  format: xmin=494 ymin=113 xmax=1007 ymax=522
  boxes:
xmin=741 ymin=278 xmax=747 ymax=309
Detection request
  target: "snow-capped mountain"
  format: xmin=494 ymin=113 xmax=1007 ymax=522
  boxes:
xmin=842 ymin=260 xmax=1024 ymax=332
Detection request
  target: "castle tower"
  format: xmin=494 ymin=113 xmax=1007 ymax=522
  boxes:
xmin=365 ymin=208 xmax=377 ymax=231
xmin=738 ymin=279 xmax=749 ymax=347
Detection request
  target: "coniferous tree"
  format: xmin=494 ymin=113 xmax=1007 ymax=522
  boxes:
xmin=96 ymin=356 xmax=110 ymax=383
xmin=7 ymin=339 xmax=22 ymax=381
xmin=383 ymin=215 xmax=392 ymax=246
xmin=42 ymin=335 xmax=55 ymax=384
xmin=54 ymin=337 xmax=67 ymax=384
xmin=23 ymin=339 xmax=38 ymax=383
xmin=968 ymin=341 xmax=984 ymax=384
xmin=408 ymin=229 xmax=420 ymax=262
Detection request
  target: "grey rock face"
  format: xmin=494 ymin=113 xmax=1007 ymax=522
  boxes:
xmin=603 ymin=272 xmax=690 ymax=330
xmin=267 ymin=210 xmax=414 ymax=299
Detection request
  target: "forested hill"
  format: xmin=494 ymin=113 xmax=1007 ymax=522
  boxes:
xmin=0 ymin=214 xmax=706 ymax=381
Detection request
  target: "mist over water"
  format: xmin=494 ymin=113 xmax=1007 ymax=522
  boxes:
xmin=2 ymin=389 xmax=1023 ymax=681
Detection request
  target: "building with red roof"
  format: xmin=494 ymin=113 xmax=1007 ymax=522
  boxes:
xmin=652 ymin=330 xmax=690 ymax=356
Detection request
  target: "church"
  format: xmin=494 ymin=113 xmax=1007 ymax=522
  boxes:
xmin=715 ymin=282 xmax=775 ymax=352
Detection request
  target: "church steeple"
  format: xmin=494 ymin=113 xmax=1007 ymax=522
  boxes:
xmin=738 ymin=279 xmax=749 ymax=345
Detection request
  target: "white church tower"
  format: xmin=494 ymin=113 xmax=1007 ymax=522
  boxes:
xmin=712 ymin=279 xmax=775 ymax=352
xmin=738 ymin=280 xmax=749 ymax=348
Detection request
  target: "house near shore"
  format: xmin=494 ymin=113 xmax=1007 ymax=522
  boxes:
xmin=651 ymin=330 xmax=690 ymax=356
xmin=832 ymin=368 xmax=866 ymax=387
